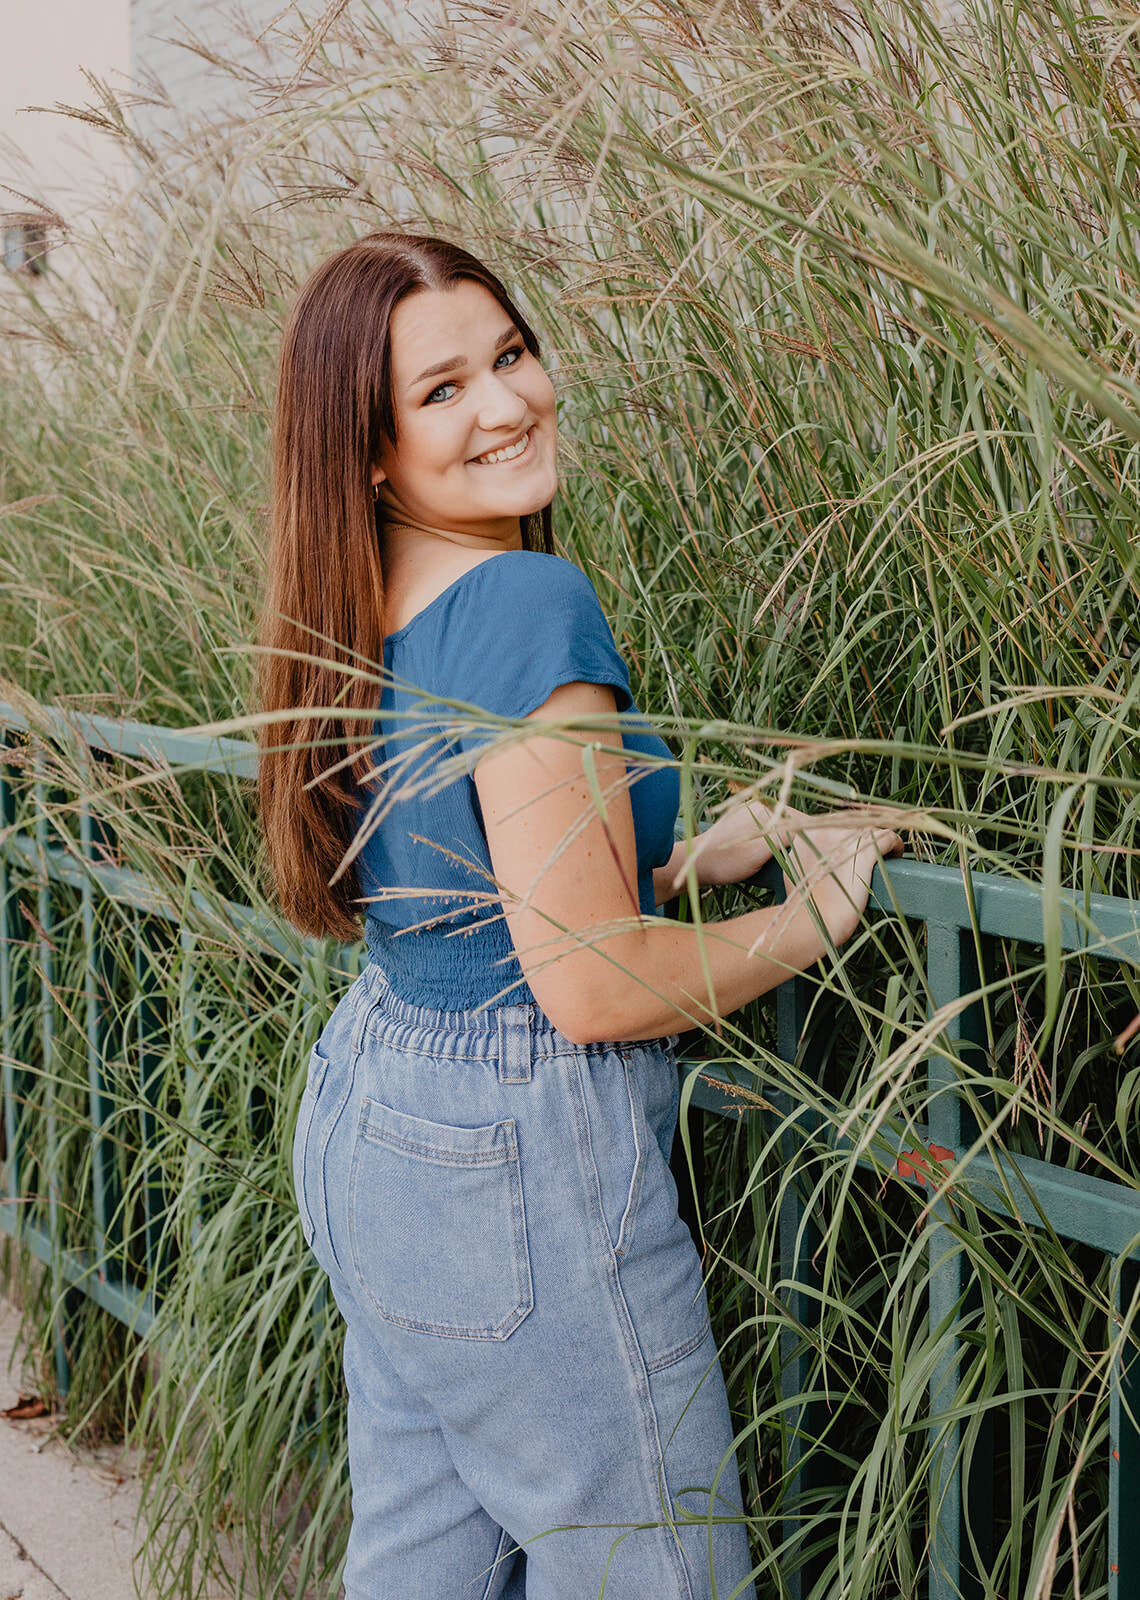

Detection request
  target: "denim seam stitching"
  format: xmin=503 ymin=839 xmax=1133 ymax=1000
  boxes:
xmin=643 ymin=1314 xmax=714 ymax=1375
xmin=314 ymin=987 xmax=378 ymax=1274
xmin=314 ymin=1073 xmax=356 ymax=1276
xmin=367 ymin=1306 xmax=527 ymax=1341
xmin=293 ymin=1044 xmax=333 ymax=1246
xmin=292 ymin=1094 xmax=320 ymax=1245
xmin=359 ymin=1126 xmax=514 ymax=1166
xmin=613 ymin=1054 xmax=647 ymax=1264
xmin=479 ymin=1524 xmax=516 ymax=1600
xmin=567 ymin=1055 xmax=695 ymax=1600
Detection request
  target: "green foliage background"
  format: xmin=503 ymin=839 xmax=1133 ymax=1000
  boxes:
xmin=1 ymin=0 xmax=1139 ymax=1595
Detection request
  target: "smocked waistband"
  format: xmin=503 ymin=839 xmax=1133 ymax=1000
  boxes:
xmin=350 ymin=958 xmax=680 ymax=1062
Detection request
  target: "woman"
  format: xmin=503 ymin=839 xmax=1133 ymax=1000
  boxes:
xmin=257 ymin=231 xmax=902 ymax=1599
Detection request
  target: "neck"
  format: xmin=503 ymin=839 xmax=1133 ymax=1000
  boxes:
xmin=378 ymin=508 xmax=525 ymax=563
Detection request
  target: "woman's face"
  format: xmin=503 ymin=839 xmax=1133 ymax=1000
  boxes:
xmin=372 ymin=280 xmax=558 ymax=543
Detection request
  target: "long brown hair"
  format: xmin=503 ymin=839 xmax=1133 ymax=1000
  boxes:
xmin=256 ymin=232 xmax=555 ymax=943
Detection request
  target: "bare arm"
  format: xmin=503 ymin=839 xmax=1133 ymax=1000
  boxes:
xmin=651 ymin=796 xmax=813 ymax=905
xmin=651 ymin=840 xmax=688 ymax=908
xmin=472 ymin=681 xmax=901 ymax=1046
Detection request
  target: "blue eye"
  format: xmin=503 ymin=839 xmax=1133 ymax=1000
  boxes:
xmin=424 ymin=345 xmax=525 ymax=405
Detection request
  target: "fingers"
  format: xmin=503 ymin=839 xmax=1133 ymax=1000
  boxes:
xmin=666 ymin=823 xmax=905 ymax=897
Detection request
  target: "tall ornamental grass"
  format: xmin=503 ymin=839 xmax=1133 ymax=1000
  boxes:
xmin=1 ymin=0 xmax=1138 ymax=1595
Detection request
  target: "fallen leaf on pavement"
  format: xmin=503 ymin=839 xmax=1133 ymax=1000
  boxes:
xmin=1 ymin=1393 xmax=50 ymax=1421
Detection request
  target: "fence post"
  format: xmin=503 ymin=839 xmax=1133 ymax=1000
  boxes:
xmin=0 ymin=732 xmax=32 ymax=1243
xmin=33 ymin=751 xmax=85 ymax=1397
xmin=135 ymin=912 xmax=173 ymax=1297
xmin=80 ymin=775 xmax=123 ymax=1291
xmin=1109 ymin=1259 xmax=1140 ymax=1600
xmin=774 ymin=971 xmax=824 ymax=1597
xmin=925 ymin=920 xmax=992 ymax=1600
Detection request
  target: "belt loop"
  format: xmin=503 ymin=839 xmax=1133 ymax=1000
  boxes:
xmin=497 ymin=1004 xmax=534 ymax=1084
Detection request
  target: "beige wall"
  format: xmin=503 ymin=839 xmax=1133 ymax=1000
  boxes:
xmin=0 ymin=0 xmax=132 ymax=226
xmin=0 ymin=0 xmax=288 ymax=278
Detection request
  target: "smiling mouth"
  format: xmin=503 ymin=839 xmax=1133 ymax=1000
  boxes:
xmin=470 ymin=425 xmax=535 ymax=467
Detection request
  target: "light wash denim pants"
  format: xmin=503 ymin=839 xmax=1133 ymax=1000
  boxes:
xmin=292 ymin=960 xmax=758 ymax=1600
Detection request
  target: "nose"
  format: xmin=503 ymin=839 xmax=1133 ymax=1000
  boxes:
xmin=475 ymin=367 xmax=528 ymax=431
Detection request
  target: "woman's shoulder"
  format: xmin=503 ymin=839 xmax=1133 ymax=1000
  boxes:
xmin=457 ymin=547 xmax=611 ymax=627
xmin=467 ymin=548 xmax=600 ymax=598
xmin=446 ymin=549 xmax=609 ymax=633
xmin=445 ymin=548 xmax=632 ymax=726
xmin=383 ymin=548 xmax=600 ymax=649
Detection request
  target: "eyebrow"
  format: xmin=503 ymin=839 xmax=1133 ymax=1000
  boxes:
xmin=407 ymin=325 xmax=521 ymax=392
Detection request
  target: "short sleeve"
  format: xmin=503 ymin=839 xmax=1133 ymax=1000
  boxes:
xmin=443 ymin=552 xmax=634 ymax=757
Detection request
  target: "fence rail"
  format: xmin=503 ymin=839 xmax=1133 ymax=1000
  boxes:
xmin=2 ymin=698 xmax=1139 ymax=1600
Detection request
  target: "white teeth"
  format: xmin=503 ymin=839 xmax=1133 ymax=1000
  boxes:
xmin=474 ymin=428 xmax=531 ymax=465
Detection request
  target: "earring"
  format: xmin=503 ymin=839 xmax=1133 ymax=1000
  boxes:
xmin=371 ymin=482 xmax=380 ymax=502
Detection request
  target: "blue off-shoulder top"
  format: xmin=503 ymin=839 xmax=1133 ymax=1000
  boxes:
xmin=352 ymin=549 xmax=681 ymax=1009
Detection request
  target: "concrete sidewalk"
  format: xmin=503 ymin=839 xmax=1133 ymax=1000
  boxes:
xmin=0 ymin=1296 xmax=154 ymax=1599
xmin=0 ymin=1296 xmax=254 ymax=1600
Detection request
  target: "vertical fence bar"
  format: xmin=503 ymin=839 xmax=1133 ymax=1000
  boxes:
xmin=135 ymin=912 xmax=171 ymax=1297
xmin=80 ymin=781 xmax=122 ymax=1288
xmin=33 ymin=751 xmax=72 ymax=1397
xmin=775 ymin=971 xmax=822 ymax=1597
xmin=180 ymin=923 xmax=205 ymax=1252
xmin=925 ymin=921 xmax=990 ymax=1600
xmin=1109 ymin=1259 xmax=1140 ymax=1600
xmin=80 ymin=799 xmax=107 ymax=1276
xmin=663 ymin=874 xmax=705 ymax=1251
xmin=1 ymin=732 xmax=38 ymax=1272
xmin=1 ymin=730 xmax=23 ymax=1229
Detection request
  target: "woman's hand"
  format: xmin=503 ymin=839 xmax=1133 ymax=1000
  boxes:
xmin=777 ymin=819 xmax=905 ymax=946
xmin=666 ymin=796 xmax=812 ymax=894
xmin=662 ymin=796 xmax=907 ymax=916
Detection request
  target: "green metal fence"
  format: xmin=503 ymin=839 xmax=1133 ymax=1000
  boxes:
xmin=0 ymin=702 xmax=295 ymax=1366
xmin=689 ymin=865 xmax=1140 ymax=1600
xmin=2 ymin=698 xmax=1139 ymax=1600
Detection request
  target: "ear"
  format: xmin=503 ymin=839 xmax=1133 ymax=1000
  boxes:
xmin=370 ymin=465 xmax=386 ymax=487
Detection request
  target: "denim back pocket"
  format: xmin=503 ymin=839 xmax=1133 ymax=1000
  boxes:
xmin=292 ymin=1044 xmax=330 ymax=1248
xmin=347 ymin=1097 xmax=534 ymax=1341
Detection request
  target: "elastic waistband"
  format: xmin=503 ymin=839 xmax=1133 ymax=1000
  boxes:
xmin=349 ymin=958 xmax=679 ymax=1063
